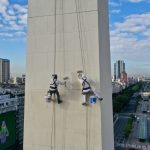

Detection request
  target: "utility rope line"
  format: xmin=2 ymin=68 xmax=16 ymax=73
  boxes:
xmin=50 ymin=102 xmax=54 ymax=150
xmin=53 ymin=101 xmax=56 ymax=150
xmin=77 ymin=0 xmax=89 ymax=74
xmin=50 ymin=98 xmax=56 ymax=150
xmin=60 ymin=0 xmax=67 ymax=150
xmin=77 ymin=0 xmax=87 ymax=74
xmin=61 ymin=0 xmax=66 ymax=77
xmin=50 ymin=0 xmax=57 ymax=149
xmin=86 ymin=106 xmax=89 ymax=150
xmin=75 ymin=0 xmax=86 ymax=74
xmin=89 ymin=107 xmax=92 ymax=150
xmin=92 ymin=106 xmax=96 ymax=150
xmin=54 ymin=0 xmax=57 ymax=74
xmin=75 ymin=1 xmax=89 ymax=150
xmin=76 ymin=0 xmax=85 ymax=72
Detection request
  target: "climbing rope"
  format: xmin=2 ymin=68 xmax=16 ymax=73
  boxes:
xmin=75 ymin=0 xmax=87 ymax=74
xmin=86 ymin=106 xmax=89 ymax=150
xmin=50 ymin=0 xmax=57 ymax=149
xmin=51 ymin=0 xmax=91 ymax=149
xmin=77 ymin=0 xmax=87 ymax=74
xmin=50 ymin=101 xmax=55 ymax=150
xmin=92 ymin=105 xmax=96 ymax=150
xmin=60 ymin=0 xmax=67 ymax=150
xmin=61 ymin=0 xmax=66 ymax=77
xmin=75 ymin=1 xmax=90 ymax=150
xmin=54 ymin=0 xmax=57 ymax=74
xmin=77 ymin=0 xmax=89 ymax=71
xmin=88 ymin=104 xmax=92 ymax=150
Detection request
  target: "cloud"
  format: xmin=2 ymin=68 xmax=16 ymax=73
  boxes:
xmin=113 ymin=13 xmax=150 ymax=34
xmin=122 ymin=0 xmax=150 ymax=3
xmin=111 ymin=9 xmax=121 ymax=14
xmin=126 ymin=0 xmax=144 ymax=2
xmin=109 ymin=1 xmax=120 ymax=7
xmin=13 ymin=4 xmax=27 ymax=14
xmin=0 ymin=1 xmax=27 ymax=39
xmin=110 ymin=12 xmax=150 ymax=63
xmin=0 ymin=32 xmax=13 ymax=37
xmin=18 ymin=13 xmax=27 ymax=25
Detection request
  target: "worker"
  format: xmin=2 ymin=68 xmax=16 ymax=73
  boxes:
xmin=78 ymin=73 xmax=103 ymax=105
xmin=47 ymin=74 xmax=65 ymax=104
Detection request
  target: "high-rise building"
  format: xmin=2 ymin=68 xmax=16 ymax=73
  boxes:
xmin=0 ymin=58 xmax=10 ymax=83
xmin=114 ymin=60 xmax=125 ymax=80
xmin=0 ymin=88 xmax=24 ymax=150
xmin=120 ymin=71 xmax=127 ymax=83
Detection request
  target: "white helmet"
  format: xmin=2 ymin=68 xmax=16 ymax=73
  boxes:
xmin=82 ymin=74 xmax=87 ymax=80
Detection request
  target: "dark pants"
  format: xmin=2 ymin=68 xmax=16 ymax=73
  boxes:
xmin=49 ymin=90 xmax=61 ymax=103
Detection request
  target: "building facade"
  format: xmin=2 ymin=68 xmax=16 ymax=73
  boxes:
xmin=0 ymin=88 xmax=24 ymax=150
xmin=114 ymin=60 xmax=125 ymax=80
xmin=16 ymin=95 xmax=24 ymax=150
xmin=24 ymin=0 xmax=114 ymax=150
xmin=0 ymin=59 xmax=10 ymax=83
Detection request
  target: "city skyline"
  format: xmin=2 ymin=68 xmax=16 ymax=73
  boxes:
xmin=0 ymin=0 xmax=150 ymax=76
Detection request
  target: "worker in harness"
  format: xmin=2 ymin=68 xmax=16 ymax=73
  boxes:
xmin=47 ymin=74 xmax=65 ymax=104
xmin=78 ymin=73 xmax=103 ymax=105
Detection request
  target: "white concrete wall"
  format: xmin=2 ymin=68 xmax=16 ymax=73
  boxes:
xmin=24 ymin=0 xmax=114 ymax=150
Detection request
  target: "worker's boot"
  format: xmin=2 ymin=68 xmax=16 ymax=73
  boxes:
xmin=98 ymin=97 xmax=103 ymax=101
xmin=82 ymin=102 xmax=87 ymax=106
xmin=58 ymin=100 xmax=63 ymax=104
xmin=47 ymin=94 xmax=51 ymax=103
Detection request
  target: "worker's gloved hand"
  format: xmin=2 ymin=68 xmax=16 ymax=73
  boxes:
xmin=78 ymin=73 xmax=82 ymax=79
xmin=77 ymin=70 xmax=83 ymax=79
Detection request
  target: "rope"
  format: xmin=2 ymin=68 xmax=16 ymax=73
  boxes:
xmin=76 ymin=0 xmax=85 ymax=72
xmin=51 ymin=0 xmax=66 ymax=149
xmin=50 ymin=102 xmax=54 ymax=150
xmin=50 ymin=0 xmax=57 ymax=148
xmin=54 ymin=0 xmax=57 ymax=74
xmin=92 ymin=105 xmax=96 ymax=150
xmin=77 ymin=0 xmax=87 ymax=74
xmin=75 ymin=0 xmax=86 ymax=74
xmin=61 ymin=0 xmax=66 ymax=76
xmin=78 ymin=0 xmax=89 ymax=74
xmin=53 ymin=101 xmax=56 ymax=150
xmin=75 ymin=1 xmax=89 ymax=149
xmin=60 ymin=1 xmax=67 ymax=150
xmin=50 ymin=97 xmax=56 ymax=150
xmin=86 ymin=106 xmax=89 ymax=150
xmin=88 ymin=105 xmax=92 ymax=150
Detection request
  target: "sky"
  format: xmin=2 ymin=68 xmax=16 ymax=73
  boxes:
xmin=109 ymin=0 xmax=150 ymax=76
xmin=0 ymin=0 xmax=27 ymax=76
xmin=0 ymin=0 xmax=150 ymax=77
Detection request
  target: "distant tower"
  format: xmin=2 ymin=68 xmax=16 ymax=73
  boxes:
xmin=24 ymin=0 xmax=114 ymax=150
xmin=120 ymin=71 xmax=127 ymax=83
xmin=0 ymin=58 xmax=10 ymax=83
xmin=114 ymin=60 xmax=125 ymax=80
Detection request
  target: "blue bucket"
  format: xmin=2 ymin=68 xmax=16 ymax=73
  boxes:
xmin=90 ymin=96 xmax=97 ymax=103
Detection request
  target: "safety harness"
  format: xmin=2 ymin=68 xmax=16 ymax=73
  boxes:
xmin=50 ymin=79 xmax=58 ymax=91
xmin=82 ymin=79 xmax=91 ymax=93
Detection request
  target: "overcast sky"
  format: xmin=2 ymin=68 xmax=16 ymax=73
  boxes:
xmin=0 ymin=0 xmax=150 ymax=77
